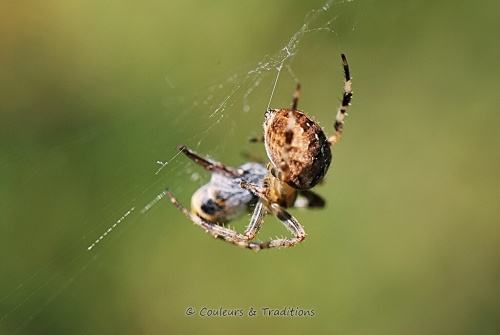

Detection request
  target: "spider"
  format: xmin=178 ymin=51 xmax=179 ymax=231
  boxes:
xmin=166 ymin=54 xmax=352 ymax=251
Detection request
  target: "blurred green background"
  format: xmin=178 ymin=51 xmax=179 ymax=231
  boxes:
xmin=1 ymin=0 xmax=499 ymax=334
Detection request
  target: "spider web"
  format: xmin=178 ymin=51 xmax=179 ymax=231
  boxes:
xmin=0 ymin=0 xmax=366 ymax=333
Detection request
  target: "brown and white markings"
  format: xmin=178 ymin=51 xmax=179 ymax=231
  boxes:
xmin=166 ymin=54 xmax=353 ymax=251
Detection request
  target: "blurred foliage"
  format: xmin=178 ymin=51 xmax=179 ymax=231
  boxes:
xmin=1 ymin=0 xmax=499 ymax=334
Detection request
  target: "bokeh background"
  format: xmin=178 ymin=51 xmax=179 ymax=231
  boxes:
xmin=1 ymin=0 xmax=499 ymax=334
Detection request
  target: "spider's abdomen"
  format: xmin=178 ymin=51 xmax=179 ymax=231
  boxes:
xmin=264 ymin=109 xmax=332 ymax=190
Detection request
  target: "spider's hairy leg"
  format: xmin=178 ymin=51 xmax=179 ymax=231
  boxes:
xmin=166 ymin=189 xmax=272 ymax=251
xmin=268 ymin=202 xmax=306 ymax=245
xmin=165 ymin=189 xmax=246 ymax=238
xmin=239 ymin=181 xmax=307 ymax=250
xmin=177 ymin=145 xmax=237 ymax=178
xmin=246 ymin=201 xmax=307 ymax=250
xmin=242 ymin=201 xmax=267 ymax=241
xmin=329 ymin=54 xmax=353 ymax=146
xmin=239 ymin=178 xmax=268 ymax=198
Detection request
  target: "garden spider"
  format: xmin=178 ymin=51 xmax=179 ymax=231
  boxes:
xmin=166 ymin=54 xmax=352 ymax=251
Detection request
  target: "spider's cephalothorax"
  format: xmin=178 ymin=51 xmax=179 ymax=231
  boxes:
xmin=166 ymin=54 xmax=353 ymax=251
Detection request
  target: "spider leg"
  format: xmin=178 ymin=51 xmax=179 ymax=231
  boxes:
xmin=177 ymin=145 xmax=237 ymax=178
xmin=246 ymin=199 xmax=307 ymax=250
xmin=329 ymin=54 xmax=353 ymax=146
xmin=242 ymin=200 xmax=267 ymax=241
xmin=240 ymin=181 xmax=307 ymax=249
xmin=166 ymin=189 xmax=244 ymax=238
xmin=239 ymin=179 xmax=267 ymax=196
xmin=169 ymin=183 xmax=306 ymax=251
xmin=266 ymin=202 xmax=307 ymax=248
xmin=166 ymin=189 xmax=273 ymax=251
xmin=248 ymin=136 xmax=264 ymax=143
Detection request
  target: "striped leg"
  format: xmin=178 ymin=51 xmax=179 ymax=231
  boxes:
xmin=329 ymin=53 xmax=353 ymax=145
xmin=166 ymin=188 xmax=306 ymax=251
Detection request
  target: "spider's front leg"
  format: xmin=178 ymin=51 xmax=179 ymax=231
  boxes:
xmin=177 ymin=145 xmax=237 ymax=178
